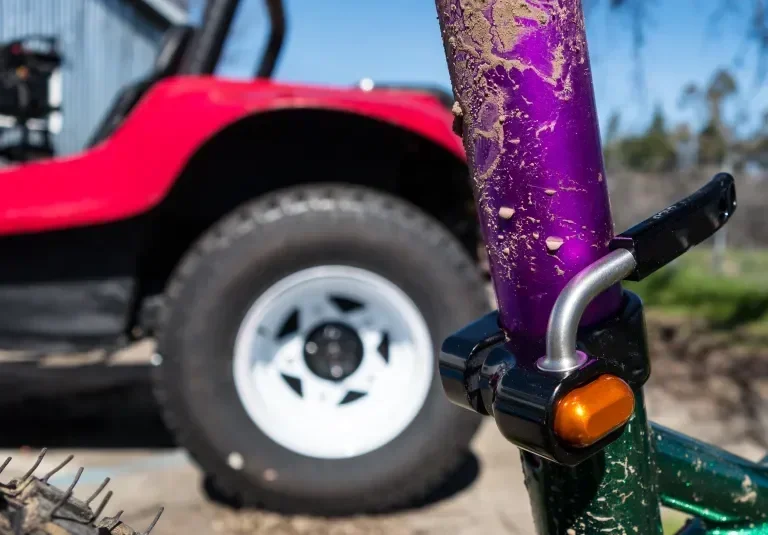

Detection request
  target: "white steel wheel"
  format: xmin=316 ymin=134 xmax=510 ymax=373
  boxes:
xmin=233 ymin=265 xmax=434 ymax=459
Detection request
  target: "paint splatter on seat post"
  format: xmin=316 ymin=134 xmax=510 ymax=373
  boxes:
xmin=435 ymin=0 xmax=622 ymax=350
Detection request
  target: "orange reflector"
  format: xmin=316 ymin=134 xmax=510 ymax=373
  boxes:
xmin=554 ymin=375 xmax=635 ymax=448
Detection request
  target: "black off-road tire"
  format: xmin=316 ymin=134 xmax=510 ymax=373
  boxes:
xmin=0 ymin=450 xmax=163 ymax=535
xmin=152 ymin=184 xmax=488 ymax=516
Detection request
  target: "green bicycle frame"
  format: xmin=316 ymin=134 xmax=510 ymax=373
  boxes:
xmin=432 ymin=1 xmax=768 ymax=533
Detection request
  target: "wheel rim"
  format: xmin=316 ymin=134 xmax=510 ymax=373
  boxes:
xmin=233 ymin=265 xmax=434 ymax=459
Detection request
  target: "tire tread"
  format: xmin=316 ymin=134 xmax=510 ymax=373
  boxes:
xmin=153 ymin=184 xmax=486 ymax=515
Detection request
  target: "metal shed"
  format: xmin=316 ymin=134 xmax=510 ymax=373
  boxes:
xmin=0 ymin=0 xmax=187 ymax=154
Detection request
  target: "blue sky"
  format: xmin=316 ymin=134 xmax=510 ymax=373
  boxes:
xmin=192 ymin=0 xmax=768 ymax=137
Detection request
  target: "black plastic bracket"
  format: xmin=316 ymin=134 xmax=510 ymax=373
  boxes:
xmin=610 ymin=173 xmax=736 ymax=281
xmin=440 ymin=292 xmax=650 ymax=466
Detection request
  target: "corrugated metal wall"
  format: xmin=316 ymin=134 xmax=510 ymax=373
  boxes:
xmin=0 ymin=0 xmax=164 ymax=154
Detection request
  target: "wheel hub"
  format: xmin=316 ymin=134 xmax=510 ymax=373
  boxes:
xmin=303 ymin=322 xmax=364 ymax=381
xmin=233 ymin=265 xmax=434 ymax=459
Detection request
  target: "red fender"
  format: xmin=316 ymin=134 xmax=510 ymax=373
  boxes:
xmin=0 ymin=77 xmax=465 ymax=235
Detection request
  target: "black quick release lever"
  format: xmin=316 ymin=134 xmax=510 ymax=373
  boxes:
xmin=610 ymin=173 xmax=737 ymax=282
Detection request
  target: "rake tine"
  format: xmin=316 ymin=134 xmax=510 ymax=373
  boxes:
xmin=85 ymin=477 xmax=110 ymax=506
xmin=49 ymin=467 xmax=83 ymax=519
xmin=142 ymin=507 xmax=164 ymax=535
xmin=0 ymin=457 xmax=12 ymax=476
xmin=91 ymin=490 xmax=113 ymax=520
xmin=20 ymin=448 xmax=47 ymax=481
xmin=42 ymin=455 xmax=74 ymax=483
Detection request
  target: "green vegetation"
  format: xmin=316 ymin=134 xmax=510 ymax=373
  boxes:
xmin=626 ymin=249 xmax=768 ymax=329
xmin=603 ymin=68 xmax=750 ymax=174
xmin=604 ymin=106 xmax=678 ymax=172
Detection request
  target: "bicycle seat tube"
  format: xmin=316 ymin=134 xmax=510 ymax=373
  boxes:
xmin=434 ymin=1 xmax=664 ymax=533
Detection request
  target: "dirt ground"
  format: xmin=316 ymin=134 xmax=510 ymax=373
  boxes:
xmin=0 ymin=315 xmax=766 ymax=534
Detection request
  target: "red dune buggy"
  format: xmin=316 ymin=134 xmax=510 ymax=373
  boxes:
xmin=0 ymin=0 xmax=487 ymax=515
